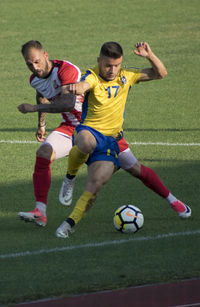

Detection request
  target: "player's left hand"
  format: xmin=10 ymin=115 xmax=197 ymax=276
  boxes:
xmin=36 ymin=126 xmax=46 ymax=142
xmin=18 ymin=103 xmax=37 ymax=113
xmin=133 ymin=42 xmax=152 ymax=58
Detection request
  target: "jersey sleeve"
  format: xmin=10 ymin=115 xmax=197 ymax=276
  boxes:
xmin=30 ymin=74 xmax=35 ymax=84
xmin=81 ymin=69 xmax=97 ymax=88
xmin=57 ymin=61 xmax=81 ymax=85
xmin=126 ymin=68 xmax=142 ymax=85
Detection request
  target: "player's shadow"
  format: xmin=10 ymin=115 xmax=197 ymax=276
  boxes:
xmin=0 ymin=159 xmax=199 ymax=241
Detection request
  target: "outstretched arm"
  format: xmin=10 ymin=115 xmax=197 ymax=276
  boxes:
xmin=134 ymin=42 xmax=168 ymax=81
xmin=18 ymin=92 xmax=76 ymax=114
xmin=18 ymin=89 xmax=76 ymax=142
xmin=63 ymin=81 xmax=91 ymax=95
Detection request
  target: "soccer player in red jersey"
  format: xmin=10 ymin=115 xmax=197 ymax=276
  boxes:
xmin=18 ymin=40 xmax=83 ymax=226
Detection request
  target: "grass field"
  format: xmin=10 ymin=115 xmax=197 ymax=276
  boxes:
xmin=0 ymin=0 xmax=200 ymax=305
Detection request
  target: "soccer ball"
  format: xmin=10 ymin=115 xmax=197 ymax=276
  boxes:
xmin=113 ymin=204 xmax=144 ymax=233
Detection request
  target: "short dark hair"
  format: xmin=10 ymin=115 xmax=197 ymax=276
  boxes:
xmin=21 ymin=40 xmax=43 ymax=56
xmin=100 ymin=42 xmax=123 ymax=59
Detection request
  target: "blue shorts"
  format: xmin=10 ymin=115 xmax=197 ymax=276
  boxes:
xmin=75 ymin=125 xmax=120 ymax=167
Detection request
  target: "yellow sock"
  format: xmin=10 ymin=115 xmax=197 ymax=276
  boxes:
xmin=67 ymin=145 xmax=89 ymax=176
xmin=69 ymin=191 xmax=96 ymax=224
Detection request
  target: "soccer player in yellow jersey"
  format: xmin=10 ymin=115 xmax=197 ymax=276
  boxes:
xmin=56 ymin=41 xmax=191 ymax=238
xmin=73 ymin=64 xmax=141 ymax=137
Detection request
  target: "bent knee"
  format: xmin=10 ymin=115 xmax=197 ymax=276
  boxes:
xmin=126 ymin=161 xmax=141 ymax=177
xmin=76 ymin=131 xmax=96 ymax=154
xmin=36 ymin=144 xmax=54 ymax=160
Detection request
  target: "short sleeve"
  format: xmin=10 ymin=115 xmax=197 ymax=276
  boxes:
xmin=81 ymin=69 xmax=97 ymax=88
xmin=125 ymin=68 xmax=142 ymax=85
xmin=57 ymin=61 xmax=81 ymax=85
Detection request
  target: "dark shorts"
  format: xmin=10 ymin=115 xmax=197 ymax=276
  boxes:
xmin=75 ymin=125 xmax=120 ymax=167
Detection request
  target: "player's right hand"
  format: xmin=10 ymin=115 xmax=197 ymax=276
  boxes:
xmin=36 ymin=126 xmax=46 ymax=142
xmin=18 ymin=103 xmax=37 ymax=113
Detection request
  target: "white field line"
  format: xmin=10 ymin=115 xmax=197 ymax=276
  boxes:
xmin=129 ymin=142 xmax=200 ymax=146
xmin=0 ymin=230 xmax=200 ymax=260
xmin=0 ymin=139 xmax=200 ymax=146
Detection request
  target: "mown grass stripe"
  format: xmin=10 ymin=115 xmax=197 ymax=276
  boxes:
xmin=1 ymin=140 xmax=200 ymax=146
xmin=0 ymin=140 xmax=37 ymax=144
xmin=1 ymin=230 xmax=200 ymax=260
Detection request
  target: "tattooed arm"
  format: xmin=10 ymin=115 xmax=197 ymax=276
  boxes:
xmin=34 ymin=92 xmax=48 ymax=142
xmin=18 ymin=89 xmax=76 ymax=142
xmin=18 ymin=93 xmax=76 ymax=114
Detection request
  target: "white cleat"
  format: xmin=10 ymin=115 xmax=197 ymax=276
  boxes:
xmin=59 ymin=177 xmax=75 ymax=206
xmin=56 ymin=221 xmax=74 ymax=238
xmin=18 ymin=208 xmax=47 ymax=227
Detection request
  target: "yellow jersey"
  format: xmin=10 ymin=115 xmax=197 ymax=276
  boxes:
xmin=81 ymin=65 xmax=141 ymax=136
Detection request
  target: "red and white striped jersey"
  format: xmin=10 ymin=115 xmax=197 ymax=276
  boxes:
xmin=30 ymin=60 xmax=82 ymax=137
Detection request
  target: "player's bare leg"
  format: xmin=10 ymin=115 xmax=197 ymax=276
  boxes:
xmin=56 ymin=161 xmax=115 ymax=238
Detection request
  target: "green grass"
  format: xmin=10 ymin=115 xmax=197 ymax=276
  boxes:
xmin=0 ymin=0 xmax=200 ymax=305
